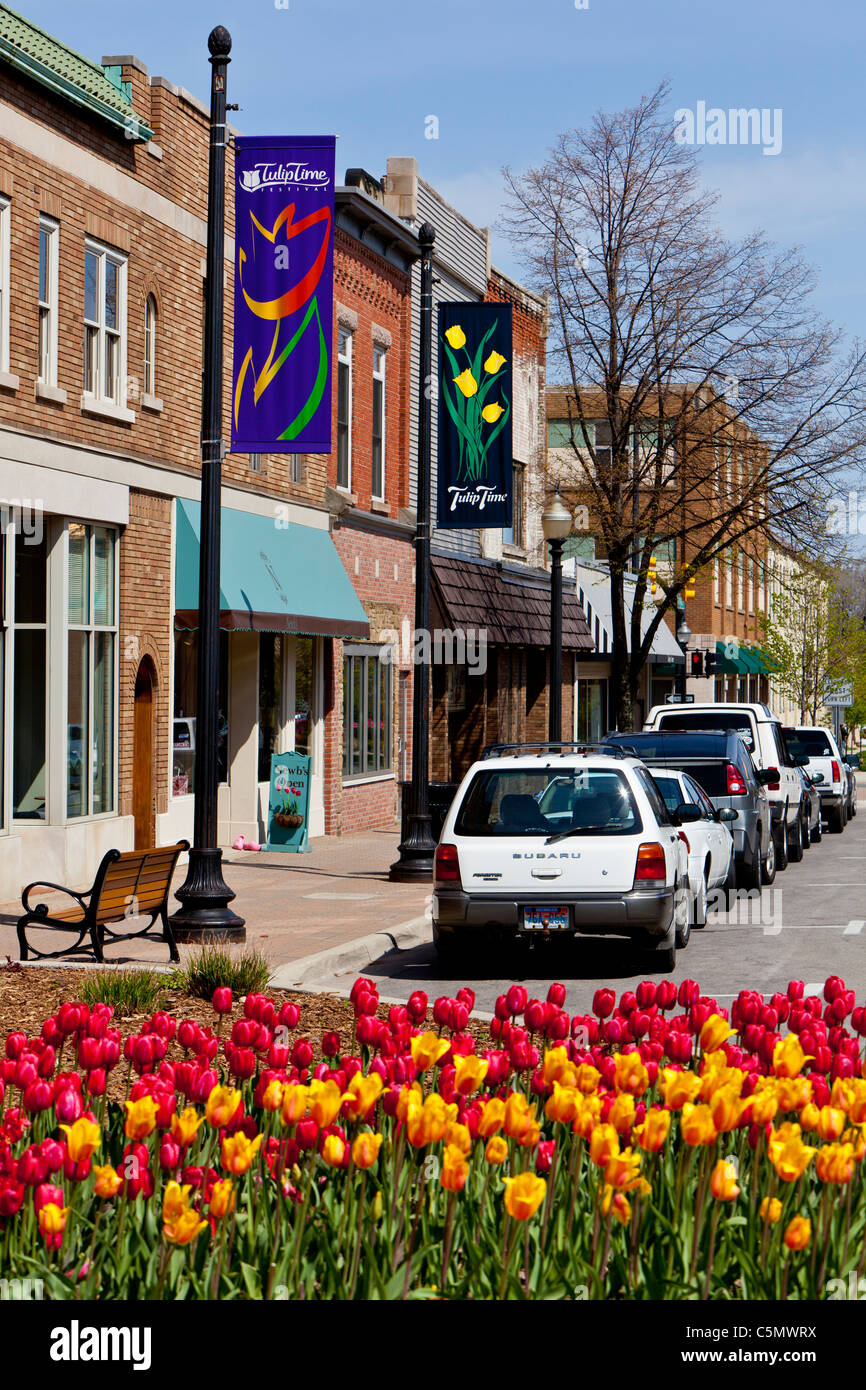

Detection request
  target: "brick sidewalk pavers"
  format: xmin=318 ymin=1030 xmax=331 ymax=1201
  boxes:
xmin=0 ymin=828 xmax=431 ymax=971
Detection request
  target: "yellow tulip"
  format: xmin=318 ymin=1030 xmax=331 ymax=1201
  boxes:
xmin=307 ymin=1079 xmax=344 ymax=1129
xmin=38 ymin=1203 xmax=68 ymax=1239
xmin=322 ymin=1133 xmax=347 ymax=1168
xmin=342 ymin=1072 xmax=384 ymax=1121
xmin=205 ymin=1085 xmax=242 ymax=1129
xmin=816 ymin=1106 xmax=846 ymax=1142
xmin=452 ymin=369 xmax=478 ymax=398
xmin=518 ymin=1118 xmax=541 ymax=1151
xmin=165 ymin=1208 xmax=208 ymax=1246
xmin=776 ymin=1076 xmax=811 ymax=1112
xmin=710 ymin=1088 xmax=745 ymax=1133
xmin=351 ymin=1132 xmax=383 ymax=1170
xmin=481 ymin=402 xmax=505 ymax=424
xmin=441 ymin=1143 xmax=469 ymax=1192
xmin=93 ymin=1165 xmax=122 ymax=1199
xmin=760 ymin=1195 xmax=782 ymax=1224
xmin=768 ymin=1126 xmax=816 ymax=1182
xmin=575 ymin=1063 xmax=601 ymax=1095
xmin=783 ymin=1216 xmax=811 ymax=1251
xmin=773 ymin=1035 xmax=812 ymax=1079
xmin=220 ymin=1132 xmax=263 ymax=1176
xmin=503 ymin=1172 xmax=546 ymax=1221
xmin=485 ymin=1136 xmax=508 ymax=1164
xmin=124 ymin=1095 xmax=159 ymax=1141
xmin=396 ymin=1082 xmax=423 ymax=1124
xmin=604 ymin=1146 xmax=643 ymax=1190
xmin=572 ymin=1094 xmax=602 ymax=1139
xmin=171 ymin=1106 xmax=204 ymax=1148
xmin=709 ymin=1159 xmax=740 ymax=1201
xmin=477 ymin=1097 xmax=505 ymax=1138
xmin=280 ymin=1083 xmax=309 ymax=1128
xmin=410 ymin=1031 xmax=451 ymax=1072
xmin=503 ymin=1092 xmax=535 ymax=1141
xmin=261 ymin=1079 xmax=285 ymax=1113
xmin=545 ymin=1082 xmax=580 ymax=1126
xmin=633 ymin=1107 xmax=671 ymax=1153
xmin=589 ymin=1123 xmax=620 ymax=1167
xmin=407 ymin=1095 xmax=455 ymax=1147
xmin=484 ymin=349 xmax=507 ymax=374
xmin=749 ymin=1088 xmax=779 ymax=1126
xmin=444 ymin=1121 xmax=472 ymax=1156
xmin=613 ymin=1052 xmax=649 ymax=1097
xmin=700 ymin=1015 xmax=734 ymax=1053
xmin=659 ymin=1068 xmax=703 ymax=1110
xmin=60 ymin=1117 xmax=101 ymax=1164
xmin=799 ymin=1101 xmax=820 ymax=1130
xmin=609 ymin=1093 xmax=636 ymax=1135
xmin=680 ymin=1103 xmax=718 ymax=1147
xmin=815 ymin=1142 xmax=855 ymax=1184
xmin=163 ymin=1181 xmax=193 ymax=1224
xmin=542 ymin=1047 xmax=575 ymax=1088
xmin=209 ymin=1179 xmax=236 ymax=1219
xmin=444 ymin=324 xmax=466 ymax=350
xmin=599 ymin=1184 xmax=631 ymax=1226
xmin=453 ymin=1054 xmax=488 ymax=1096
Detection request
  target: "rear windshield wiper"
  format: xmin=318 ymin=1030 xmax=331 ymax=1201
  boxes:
xmin=544 ymin=825 xmax=607 ymax=845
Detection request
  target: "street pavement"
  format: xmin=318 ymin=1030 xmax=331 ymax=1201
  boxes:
xmin=297 ymin=784 xmax=866 ymax=1015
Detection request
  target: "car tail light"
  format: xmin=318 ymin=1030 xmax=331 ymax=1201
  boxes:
xmin=832 ymin=760 xmax=841 ymax=784
xmin=434 ymin=844 xmax=460 ymax=883
xmin=633 ymin=842 xmax=666 ymax=887
xmin=678 ymin=831 xmax=690 ymax=853
xmin=765 ymin=766 xmax=780 ymax=791
xmin=726 ymin=763 xmax=747 ymax=795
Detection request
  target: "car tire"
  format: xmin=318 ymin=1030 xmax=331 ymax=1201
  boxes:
xmin=829 ymin=804 xmax=845 ymax=834
xmin=812 ymin=812 xmax=822 ymax=843
xmin=775 ymin=823 xmax=789 ymax=871
xmin=739 ymin=840 xmax=762 ymax=891
xmin=674 ymin=879 xmax=691 ymax=950
xmin=788 ymin=815 xmax=804 ymax=863
xmin=802 ymin=811 xmax=812 ymax=850
xmin=693 ymin=867 xmax=709 ymax=929
xmin=850 ymin=786 xmax=857 ymax=818
xmin=761 ymin=832 xmax=776 ymax=886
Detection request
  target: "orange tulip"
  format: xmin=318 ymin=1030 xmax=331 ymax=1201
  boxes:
xmin=545 ymin=1083 xmax=580 ymax=1125
xmin=659 ymin=1068 xmax=703 ymax=1110
xmin=441 ymin=1143 xmax=469 ymax=1192
xmin=351 ymin=1132 xmax=383 ymax=1169
xmin=444 ymin=1121 xmax=472 ymax=1156
xmin=205 ymin=1085 xmax=242 ymax=1129
xmin=503 ymin=1172 xmax=546 ymax=1220
xmin=124 ymin=1095 xmax=159 ymax=1140
xmin=783 ymin=1216 xmax=811 ymax=1251
xmin=280 ymin=1083 xmax=309 ymax=1128
xmin=453 ymin=1054 xmax=489 ymax=1096
xmin=613 ymin=1052 xmax=649 ymax=1096
xmin=589 ymin=1123 xmax=620 ymax=1167
xmin=680 ymin=1103 xmax=717 ymax=1147
xmin=709 ymin=1159 xmax=740 ymax=1201
xmin=485 ymin=1136 xmax=508 ymax=1164
xmin=209 ymin=1179 xmax=236 ymax=1219
xmin=815 ymin=1142 xmax=855 ymax=1184
xmin=477 ymin=1097 xmax=505 ymax=1138
xmin=342 ymin=1072 xmax=383 ymax=1122
xmin=171 ymin=1106 xmax=205 ymax=1147
xmin=633 ymin=1107 xmax=671 ymax=1153
xmin=700 ymin=1015 xmax=734 ymax=1053
xmin=760 ymin=1195 xmax=782 ymax=1224
xmin=599 ymin=1184 xmax=632 ymax=1226
xmin=220 ymin=1132 xmax=263 ymax=1176
xmin=93 ymin=1164 xmax=122 ymax=1199
xmin=816 ymin=1106 xmax=846 ymax=1142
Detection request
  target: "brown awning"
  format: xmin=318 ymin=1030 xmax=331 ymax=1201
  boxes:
xmin=431 ymin=554 xmax=594 ymax=650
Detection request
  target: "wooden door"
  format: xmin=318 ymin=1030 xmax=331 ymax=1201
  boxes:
xmin=133 ymin=660 xmax=155 ymax=850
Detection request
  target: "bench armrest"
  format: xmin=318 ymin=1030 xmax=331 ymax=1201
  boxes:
xmin=21 ymin=881 xmax=90 ymax=914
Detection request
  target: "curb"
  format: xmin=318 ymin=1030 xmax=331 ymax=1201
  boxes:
xmin=268 ymin=915 xmax=431 ymax=990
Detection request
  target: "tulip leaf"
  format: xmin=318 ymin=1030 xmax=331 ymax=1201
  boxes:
xmin=240 ymin=1261 xmax=263 ymax=1298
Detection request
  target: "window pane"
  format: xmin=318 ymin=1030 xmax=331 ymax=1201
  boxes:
xmin=92 ymin=631 xmax=114 ymax=814
xmin=372 ymin=377 xmax=384 ymax=496
xmin=367 ymin=656 xmax=377 ymax=771
xmin=352 ymin=658 xmax=362 ymax=774
xmin=105 ymin=332 xmax=119 ymax=402
xmin=84 ymin=325 xmax=99 ymax=393
xmin=337 ymin=361 xmax=350 ymax=487
xmin=67 ymin=630 xmax=89 ymax=817
xmin=13 ymin=630 xmax=46 ymax=818
xmin=68 ymin=522 xmax=90 ymax=624
xmin=39 ymin=230 xmax=49 ymax=304
xmin=85 ymin=251 xmax=98 ymax=322
xmin=104 ymin=258 xmax=118 ymax=330
xmin=173 ymin=631 xmax=197 ymax=796
xmin=14 ymin=529 xmax=47 ymax=624
xmin=38 ymin=307 xmax=49 ymax=380
xmin=342 ymin=656 xmax=350 ymax=775
xmin=296 ymin=636 xmax=313 ymax=759
xmin=93 ymin=528 xmax=114 ymax=626
xmin=378 ymin=660 xmax=390 ymax=771
xmin=258 ymin=634 xmax=283 ymax=782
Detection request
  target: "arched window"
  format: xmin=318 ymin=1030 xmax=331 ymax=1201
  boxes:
xmin=144 ymin=294 xmax=157 ymax=395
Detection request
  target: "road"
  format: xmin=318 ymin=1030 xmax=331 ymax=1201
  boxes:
xmin=301 ymin=799 xmax=866 ymax=1015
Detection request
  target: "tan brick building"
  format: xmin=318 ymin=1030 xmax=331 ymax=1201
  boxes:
xmin=0 ymin=8 xmax=419 ymax=899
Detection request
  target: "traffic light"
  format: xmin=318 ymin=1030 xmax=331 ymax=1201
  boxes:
xmin=690 ymin=651 xmax=704 ymax=678
xmin=705 ymin=650 xmax=718 ymax=676
xmin=647 ymin=553 xmax=658 ymax=596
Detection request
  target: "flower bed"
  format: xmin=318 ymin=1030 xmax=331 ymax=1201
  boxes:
xmin=1 ymin=973 xmax=865 ymax=1299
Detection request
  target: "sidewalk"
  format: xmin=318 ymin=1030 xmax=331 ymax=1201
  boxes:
xmin=0 ymin=828 xmax=432 ymax=972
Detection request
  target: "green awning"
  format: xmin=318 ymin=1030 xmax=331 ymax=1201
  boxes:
xmin=174 ymin=500 xmax=370 ymax=639
xmin=753 ymin=647 xmax=782 ymax=674
xmin=714 ymin=641 xmax=767 ymax=675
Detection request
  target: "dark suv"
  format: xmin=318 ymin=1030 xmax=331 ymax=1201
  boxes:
xmin=602 ymin=729 xmax=774 ymax=889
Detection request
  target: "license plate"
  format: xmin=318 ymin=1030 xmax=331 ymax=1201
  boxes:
xmin=522 ymin=906 xmax=570 ymax=932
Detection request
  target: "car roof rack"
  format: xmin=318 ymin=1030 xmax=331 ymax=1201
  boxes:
xmin=480 ymin=742 xmax=633 ymax=760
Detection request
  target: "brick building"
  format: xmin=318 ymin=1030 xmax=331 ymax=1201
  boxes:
xmin=0 ymin=7 xmax=418 ymax=900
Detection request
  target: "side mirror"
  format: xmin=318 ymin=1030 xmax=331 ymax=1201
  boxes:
xmin=810 ymin=771 xmax=824 ymax=785
xmin=755 ymin=767 xmax=779 ymax=787
xmin=676 ymin=803 xmax=703 ymax=824
xmin=718 ymin=807 xmax=738 ymax=822
xmin=792 ymin=755 xmax=810 ymax=768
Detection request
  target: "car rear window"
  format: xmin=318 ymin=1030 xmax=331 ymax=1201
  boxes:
xmin=786 ymin=729 xmax=834 ymax=758
xmin=650 ymin=774 xmax=686 ymax=815
xmin=453 ymin=767 xmax=642 ymax=837
xmin=675 ymin=763 xmax=731 ymax=799
xmin=606 ymin=732 xmax=731 ymax=758
xmin=654 ymin=712 xmax=756 ymax=747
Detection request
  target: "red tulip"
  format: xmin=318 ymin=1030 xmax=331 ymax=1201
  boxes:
xmin=23 ymin=1081 xmax=53 ymax=1113
xmin=55 ymin=1088 xmax=83 ymax=1124
xmin=278 ymin=1002 xmax=301 ymax=1030
xmin=456 ymin=987 xmax=476 ymax=1011
xmin=85 ymin=1069 xmax=107 ymax=1097
xmin=656 ymin=980 xmax=677 ymax=1011
xmin=678 ymin=979 xmax=700 ymax=1009
xmin=5 ymin=1032 xmax=27 ymax=1060
xmin=407 ymin=991 xmax=428 ymax=1024
xmin=592 ymin=989 xmax=616 ymax=1020
xmin=506 ymin=985 xmax=528 ymax=1017
xmin=212 ymin=987 xmax=233 ymax=1015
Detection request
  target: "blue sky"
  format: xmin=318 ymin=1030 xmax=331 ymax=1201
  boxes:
xmin=22 ymin=0 xmax=866 ymax=342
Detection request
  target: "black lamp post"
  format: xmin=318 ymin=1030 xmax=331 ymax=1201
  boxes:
xmin=542 ymin=492 xmax=572 ymax=742
xmin=390 ymin=223 xmax=438 ymax=881
xmin=676 ymin=614 xmax=691 ymax=702
xmin=171 ymin=27 xmax=245 ymax=942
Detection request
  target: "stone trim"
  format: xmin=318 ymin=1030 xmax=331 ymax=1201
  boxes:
xmin=371 ymin=322 xmax=392 ymax=349
xmin=336 ymin=302 xmax=359 ymax=332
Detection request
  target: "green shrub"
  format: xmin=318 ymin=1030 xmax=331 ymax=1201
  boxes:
xmin=167 ymin=945 xmax=270 ymax=1001
xmin=79 ymin=968 xmax=168 ymax=1019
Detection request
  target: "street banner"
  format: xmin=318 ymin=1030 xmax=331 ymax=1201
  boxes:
xmin=231 ymin=135 xmax=336 ymax=453
xmin=264 ymin=750 xmax=312 ymax=852
xmin=437 ymin=302 xmax=512 ymax=528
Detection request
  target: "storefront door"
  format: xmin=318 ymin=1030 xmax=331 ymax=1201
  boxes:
xmin=133 ymin=658 xmax=155 ymax=850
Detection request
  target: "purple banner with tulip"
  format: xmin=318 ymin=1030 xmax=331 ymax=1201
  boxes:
xmin=231 ymin=135 xmax=336 ymax=454
xmin=437 ymin=302 xmax=512 ymax=529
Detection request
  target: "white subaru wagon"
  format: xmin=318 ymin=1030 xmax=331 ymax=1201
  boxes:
xmin=433 ymin=744 xmax=692 ymax=972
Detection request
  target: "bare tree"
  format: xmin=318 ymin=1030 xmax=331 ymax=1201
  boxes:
xmin=503 ymin=81 xmax=866 ymax=729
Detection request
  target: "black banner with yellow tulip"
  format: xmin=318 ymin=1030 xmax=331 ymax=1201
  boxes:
xmin=437 ymin=302 xmax=512 ymax=529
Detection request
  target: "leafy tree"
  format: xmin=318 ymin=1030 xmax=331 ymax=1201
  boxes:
xmin=758 ymin=567 xmax=866 ymax=724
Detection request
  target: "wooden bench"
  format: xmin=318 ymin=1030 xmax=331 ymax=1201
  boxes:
xmin=17 ymin=842 xmax=189 ymax=964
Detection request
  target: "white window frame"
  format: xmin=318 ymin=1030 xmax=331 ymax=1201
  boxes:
xmin=38 ymin=216 xmax=59 ymax=386
xmin=82 ymin=238 xmax=132 ymax=417
xmin=144 ymin=293 xmax=157 ymax=396
xmin=337 ymin=327 xmax=353 ymax=491
xmin=64 ymin=522 xmax=119 ymax=822
xmin=725 ymin=551 xmax=733 ymax=608
xmin=713 ymin=555 xmax=720 ymax=604
xmin=0 ymin=197 xmax=10 ymax=375
xmin=372 ymin=345 xmax=386 ymax=500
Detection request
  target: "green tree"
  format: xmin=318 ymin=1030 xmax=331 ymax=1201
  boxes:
xmin=758 ymin=568 xmax=866 ymax=724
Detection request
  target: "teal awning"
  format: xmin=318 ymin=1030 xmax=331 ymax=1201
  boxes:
xmin=174 ymin=500 xmax=369 ymax=639
xmin=714 ymin=640 xmax=766 ymax=676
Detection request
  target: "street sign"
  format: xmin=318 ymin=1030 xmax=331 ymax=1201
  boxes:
xmin=665 ymin=694 xmax=695 ymax=704
xmin=826 ymin=688 xmax=853 ymax=708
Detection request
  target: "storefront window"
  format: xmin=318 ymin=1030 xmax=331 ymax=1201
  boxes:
xmin=295 ymin=636 xmax=314 ymax=759
xmin=66 ymin=524 xmax=117 ymax=818
xmin=13 ymin=530 xmax=47 ymax=818
xmin=258 ymin=634 xmax=283 ymax=782
xmin=577 ymin=679 xmax=606 ymax=743
xmin=343 ymin=645 xmax=392 ymax=778
xmin=172 ymin=629 xmax=229 ymax=795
